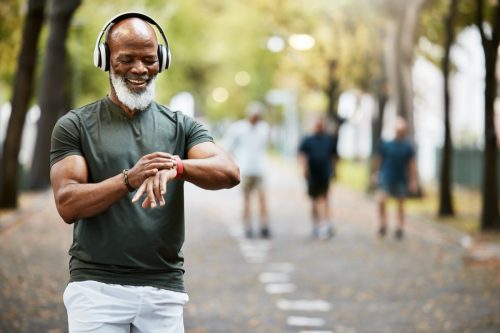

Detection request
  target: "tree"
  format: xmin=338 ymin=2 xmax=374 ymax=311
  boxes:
xmin=28 ymin=0 xmax=81 ymax=190
xmin=438 ymin=0 xmax=459 ymax=217
xmin=384 ymin=0 xmax=430 ymax=139
xmin=476 ymin=0 xmax=500 ymax=230
xmin=0 ymin=0 xmax=46 ymax=208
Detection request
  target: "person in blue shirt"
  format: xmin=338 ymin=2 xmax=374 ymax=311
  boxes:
xmin=298 ymin=117 xmax=338 ymax=240
xmin=372 ymin=117 xmax=417 ymax=239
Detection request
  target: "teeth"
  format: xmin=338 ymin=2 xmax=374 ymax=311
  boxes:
xmin=128 ymin=79 xmax=146 ymax=84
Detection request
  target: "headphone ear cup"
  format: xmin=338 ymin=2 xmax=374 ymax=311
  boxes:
xmin=95 ymin=44 xmax=108 ymax=71
xmin=93 ymin=44 xmax=101 ymax=69
xmin=101 ymin=43 xmax=110 ymax=71
xmin=158 ymin=44 xmax=169 ymax=73
xmin=165 ymin=46 xmax=171 ymax=70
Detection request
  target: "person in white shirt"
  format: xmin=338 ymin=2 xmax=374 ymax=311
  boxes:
xmin=225 ymin=102 xmax=271 ymax=238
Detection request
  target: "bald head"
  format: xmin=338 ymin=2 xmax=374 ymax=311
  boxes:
xmin=107 ymin=18 xmax=158 ymax=52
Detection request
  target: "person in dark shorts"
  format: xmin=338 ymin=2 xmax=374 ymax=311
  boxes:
xmin=298 ymin=117 xmax=338 ymax=239
xmin=372 ymin=117 xmax=417 ymax=239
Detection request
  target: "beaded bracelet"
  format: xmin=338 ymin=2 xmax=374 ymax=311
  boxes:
xmin=122 ymin=169 xmax=135 ymax=192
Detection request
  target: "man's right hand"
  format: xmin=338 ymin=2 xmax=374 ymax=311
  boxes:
xmin=127 ymin=152 xmax=177 ymax=190
xmin=131 ymin=168 xmax=177 ymax=208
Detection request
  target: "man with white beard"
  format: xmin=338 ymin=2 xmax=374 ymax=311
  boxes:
xmin=49 ymin=12 xmax=240 ymax=333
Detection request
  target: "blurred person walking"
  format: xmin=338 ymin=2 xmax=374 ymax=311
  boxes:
xmin=371 ymin=117 xmax=417 ymax=240
xmin=298 ymin=117 xmax=338 ymax=240
xmin=49 ymin=12 xmax=239 ymax=333
xmin=224 ymin=102 xmax=271 ymax=239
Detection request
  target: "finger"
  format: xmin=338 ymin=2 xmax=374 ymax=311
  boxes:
xmin=146 ymin=179 xmax=157 ymax=208
xmin=147 ymin=160 xmax=176 ymax=170
xmin=144 ymin=169 xmax=158 ymax=178
xmin=160 ymin=171 xmax=168 ymax=196
xmin=142 ymin=196 xmax=151 ymax=208
xmin=144 ymin=152 xmax=173 ymax=160
xmin=132 ymin=182 xmax=147 ymax=203
xmin=158 ymin=173 xmax=168 ymax=206
xmin=153 ymin=172 xmax=162 ymax=204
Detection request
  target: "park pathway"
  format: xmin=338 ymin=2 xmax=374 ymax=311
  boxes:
xmin=0 ymin=156 xmax=499 ymax=332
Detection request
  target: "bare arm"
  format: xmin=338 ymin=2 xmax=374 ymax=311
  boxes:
xmin=131 ymin=141 xmax=240 ymax=208
xmin=182 ymin=141 xmax=240 ymax=190
xmin=298 ymin=153 xmax=308 ymax=179
xmin=50 ymin=155 xmax=128 ymax=224
xmin=370 ymin=155 xmax=381 ymax=187
xmin=50 ymin=152 xmax=176 ymax=223
xmin=408 ymin=157 xmax=418 ymax=194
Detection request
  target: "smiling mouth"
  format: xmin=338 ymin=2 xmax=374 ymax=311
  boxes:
xmin=125 ymin=77 xmax=150 ymax=91
xmin=127 ymin=78 xmax=147 ymax=85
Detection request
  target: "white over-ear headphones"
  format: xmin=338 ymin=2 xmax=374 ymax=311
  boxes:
xmin=93 ymin=12 xmax=171 ymax=73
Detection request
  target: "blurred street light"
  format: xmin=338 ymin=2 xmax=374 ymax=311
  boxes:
xmin=235 ymin=71 xmax=251 ymax=86
xmin=212 ymin=87 xmax=229 ymax=103
xmin=288 ymin=34 xmax=315 ymax=51
xmin=267 ymin=36 xmax=285 ymax=53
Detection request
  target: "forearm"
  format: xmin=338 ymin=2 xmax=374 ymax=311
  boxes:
xmin=298 ymin=154 xmax=308 ymax=177
xmin=54 ymin=173 xmax=128 ymax=223
xmin=182 ymin=154 xmax=240 ymax=190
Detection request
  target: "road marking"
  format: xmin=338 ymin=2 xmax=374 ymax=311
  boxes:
xmin=235 ymin=238 xmax=271 ymax=264
xmin=287 ymin=316 xmax=325 ymax=327
xmin=259 ymin=272 xmax=290 ymax=283
xmin=245 ymin=256 xmax=267 ymax=264
xmin=267 ymin=262 xmax=295 ymax=273
xmin=265 ymin=283 xmax=296 ymax=294
xmin=277 ymin=299 xmax=332 ymax=312
xmin=299 ymin=331 xmax=334 ymax=333
xmin=239 ymin=241 xmax=271 ymax=252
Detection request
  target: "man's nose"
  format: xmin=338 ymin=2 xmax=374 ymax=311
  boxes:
xmin=131 ymin=60 xmax=148 ymax=75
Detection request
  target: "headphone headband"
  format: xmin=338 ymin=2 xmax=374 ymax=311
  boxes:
xmin=93 ymin=12 xmax=171 ymax=72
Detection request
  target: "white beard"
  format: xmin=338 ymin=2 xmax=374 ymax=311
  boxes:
xmin=110 ymin=70 xmax=156 ymax=111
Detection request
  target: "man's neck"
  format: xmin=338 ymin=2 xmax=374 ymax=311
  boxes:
xmin=109 ymin=92 xmax=139 ymax=117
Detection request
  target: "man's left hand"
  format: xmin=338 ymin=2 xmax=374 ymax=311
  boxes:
xmin=131 ymin=168 xmax=177 ymax=208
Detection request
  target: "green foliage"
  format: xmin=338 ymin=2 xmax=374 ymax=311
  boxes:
xmin=419 ymin=0 xmax=476 ymax=67
xmin=0 ymin=0 xmax=22 ymax=101
xmin=2 ymin=0 xmax=469 ymax=121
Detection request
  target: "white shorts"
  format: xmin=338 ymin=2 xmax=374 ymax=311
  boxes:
xmin=63 ymin=280 xmax=189 ymax=333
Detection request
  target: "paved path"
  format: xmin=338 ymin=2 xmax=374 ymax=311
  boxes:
xmin=0 ymin=156 xmax=499 ymax=332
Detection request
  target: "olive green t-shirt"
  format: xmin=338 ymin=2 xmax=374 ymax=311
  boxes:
xmin=50 ymin=97 xmax=213 ymax=292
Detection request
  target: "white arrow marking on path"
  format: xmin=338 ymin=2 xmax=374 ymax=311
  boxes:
xmin=287 ymin=316 xmax=325 ymax=327
xmin=265 ymin=283 xmax=296 ymax=294
xmin=277 ymin=299 xmax=332 ymax=312
xmin=299 ymin=331 xmax=334 ymax=333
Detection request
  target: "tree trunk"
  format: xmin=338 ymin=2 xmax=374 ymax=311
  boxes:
xmin=476 ymin=0 xmax=500 ymax=230
xmin=438 ymin=0 xmax=458 ymax=217
xmin=28 ymin=0 xmax=81 ymax=190
xmin=325 ymin=59 xmax=341 ymax=126
xmin=0 ymin=0 xmax=46 ymax=208
xmin=388 ymin=0 xmax=429 ymax=140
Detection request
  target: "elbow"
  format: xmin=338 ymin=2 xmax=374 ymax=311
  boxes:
xmin=218 ymin=163 xmax=239 ymax=189
xmin=219 ymin=155 xmax=240 ymax=189
xmin=54 ymin=191 xmax=78 ymax=224
xmin=219 ymin=163 xmax=240 ymax=189
xmin=227 ymin=165 xmax=240 ymax=188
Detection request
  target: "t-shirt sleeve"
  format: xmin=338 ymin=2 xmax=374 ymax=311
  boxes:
xmin=183 ymin=115 xmax=214 ymax=155
xmin=50 ymin=112 xmax=82 ymax=168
